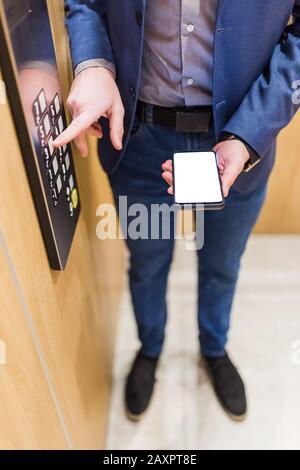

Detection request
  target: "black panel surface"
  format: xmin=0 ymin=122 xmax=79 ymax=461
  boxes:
xmin=0 ymin=0 xmax=80 ymax=270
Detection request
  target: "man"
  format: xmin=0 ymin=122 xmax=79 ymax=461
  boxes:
xmin=55 ymin=0 xmax=300 ymax=421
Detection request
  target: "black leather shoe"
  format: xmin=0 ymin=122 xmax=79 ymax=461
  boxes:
xmin=125 ymin=349 xmax=159 ymax=421
xmin=202 ymin=352 xmax=247 ymax=421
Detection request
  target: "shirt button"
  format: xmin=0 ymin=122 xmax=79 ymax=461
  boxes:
xmin=187 ymin=24 xmax=194 ymax=32
xmin=187 ymin=78 xmax=194 ymax=86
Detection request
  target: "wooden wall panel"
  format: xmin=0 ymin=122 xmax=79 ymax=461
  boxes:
xmin=0 ymin=237 xmax=68 ymax=450
xmin=255 ymin=111 xmax=300 ymax=233
xmin=0 ymin=0 xmax=125 ymax=449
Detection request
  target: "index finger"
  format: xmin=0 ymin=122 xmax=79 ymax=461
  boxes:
xmin=53 ymin=111 xmax=96 ymax=147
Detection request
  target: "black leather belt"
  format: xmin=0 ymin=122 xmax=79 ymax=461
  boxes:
xmin=136 ymin=100 xmax=212 ymax=133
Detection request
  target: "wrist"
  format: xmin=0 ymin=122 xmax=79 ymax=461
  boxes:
xmin=78 ymin=65 xmax=114 ymax=79
xmin=226 ymin=134 xmax=250 ymax=160
xmin=219 ymin=132 xmax=260 ymax=173
xmin=74 ymin=59 xmax=116 ymax=79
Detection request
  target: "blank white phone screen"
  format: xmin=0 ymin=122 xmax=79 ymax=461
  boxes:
xmin=173 ymin=151 xmax=222 ymax=204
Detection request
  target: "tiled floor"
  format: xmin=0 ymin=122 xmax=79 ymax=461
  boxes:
xmin=106 ymin=236 xmax=300 ymax=450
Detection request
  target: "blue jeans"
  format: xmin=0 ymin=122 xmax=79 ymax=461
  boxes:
xmin=109 ymin=111 xmax=267 ymax=358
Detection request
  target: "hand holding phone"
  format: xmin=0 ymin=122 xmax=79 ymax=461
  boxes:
xmin=171 ymin=150 xmax=224 ymax=210
xmin=162 ymin=140 xmax=250 ymax=203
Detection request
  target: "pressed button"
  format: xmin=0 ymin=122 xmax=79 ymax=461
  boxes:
xmin=187 ymin=78 xmax=194 ymax=86
xmin=71 ymin=188 xmax=79 ymax=209
xmin=187 ymin=24 xmax=194 ymax=32
xmin=135 ymin=11 xmax=143 ymax=26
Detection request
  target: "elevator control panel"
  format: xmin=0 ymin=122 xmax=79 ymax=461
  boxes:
xmin=32 ymin=89 xmax=79 ymax=216
xmin=0 ymin=0 xmax=80 ymax=270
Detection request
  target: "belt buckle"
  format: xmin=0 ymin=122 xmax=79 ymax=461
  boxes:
xmin=175 ymin=110 xmax=210 ymax=133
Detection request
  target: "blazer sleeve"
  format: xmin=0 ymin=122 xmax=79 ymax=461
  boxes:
xmin=223 ymin=0 xmax=300 ymax=158
xmin=64 ymin=0 xmax=115 ymax=72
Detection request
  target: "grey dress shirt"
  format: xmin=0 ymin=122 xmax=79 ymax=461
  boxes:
xmin=75 ymin=0 xmax=218 ymax=107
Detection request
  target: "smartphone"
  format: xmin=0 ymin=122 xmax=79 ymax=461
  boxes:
xmin=172 ymin=150 xmax=224 ymax=210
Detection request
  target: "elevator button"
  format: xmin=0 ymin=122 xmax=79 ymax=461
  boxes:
xmin=56 ymin=174 xmax=62 ymax=195
xmin=48 ymin=136 xmax=54 ymax=156
xmin=58 ymin=116 xmax=64 ymax=134
xmin=65 ymin=153 xmax=70 ymax=171
xmin=38 ymin=89 xmax=47 ymax=114
xmin=52 ymin=155 xmax=59 ymax=176
xmin=44 ymin=114 xmax=51 ymax=136
xmin=71 ymin=188 xmax=78 ymax=209
xmin=62 ymin=164 xmax=67 ymax=181
xmin=69 ymin=174 xmax=74 ymax=191
xmin=54 ymin=94 xmax=60 ymax=114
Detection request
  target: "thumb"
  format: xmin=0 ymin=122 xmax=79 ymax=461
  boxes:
xmin=213 ymin=142 xmax=223 ymax=153
xmin=221 ymin=162 xmax=238 ymax=197
xmin=108 ymin=101 xmax=124 ymax=151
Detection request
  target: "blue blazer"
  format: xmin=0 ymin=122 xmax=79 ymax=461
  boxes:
xmin=65 ymin=0 xmax=300 ymax=193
